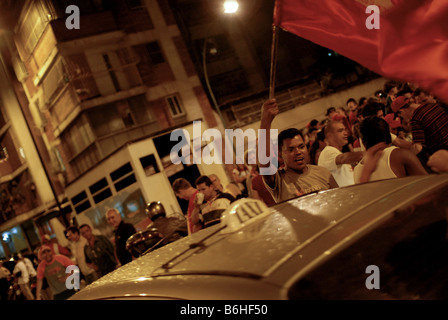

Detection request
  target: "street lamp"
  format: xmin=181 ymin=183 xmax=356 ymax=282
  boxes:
xmin=202 ymin=2 xmax=239 ymax=130
xmin=202 ymin=38 xmax=226 ymax=129
xmin=223 ymin=0 xmax=239 ymax=14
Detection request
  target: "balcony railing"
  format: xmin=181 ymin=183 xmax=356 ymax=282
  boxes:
xmin=50 ymin=11 xmax=119 ymax=43
xmin=68 ymin=120 xmax=161 ymax=179
xmin=224 ymin=80 xmax=324 ymax=128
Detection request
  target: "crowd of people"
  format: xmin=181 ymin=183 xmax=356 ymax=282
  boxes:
xmin=261 ymin=80 xmax=447 ymax=197
xmin=173 ymin=79 xmax=448 ymax=234
xmin=0 ymin=207 xmax=140 ymax=300
xmin=1 ymin=79 xmax=447 ymax=301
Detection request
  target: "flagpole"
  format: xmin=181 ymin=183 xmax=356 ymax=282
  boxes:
xmin=269 ymin=25 xmax=279 ymax=99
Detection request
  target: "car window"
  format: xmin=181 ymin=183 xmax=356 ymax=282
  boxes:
xmin=288 ymin=184 xmax=448 ymax=300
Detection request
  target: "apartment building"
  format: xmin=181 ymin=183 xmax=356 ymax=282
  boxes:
xmin=0 ymin=0 xmax=229 ymax=254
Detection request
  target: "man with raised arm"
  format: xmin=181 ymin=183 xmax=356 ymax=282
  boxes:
xmin=259 ymin=99 xmax=338 ymax=203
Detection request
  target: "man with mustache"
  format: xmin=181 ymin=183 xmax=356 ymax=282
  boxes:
xmin=259 ymin=99 xmax=338 ymax=203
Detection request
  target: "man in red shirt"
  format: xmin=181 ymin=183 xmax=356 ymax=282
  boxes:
xmin=35 ymin=245 xmax=77 ymax=300
xmin=172 ymin=178 xmax=201 ymax=235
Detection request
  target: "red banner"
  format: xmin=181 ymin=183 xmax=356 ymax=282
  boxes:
xmin=274 ymin=0 xmax=448 ymax=103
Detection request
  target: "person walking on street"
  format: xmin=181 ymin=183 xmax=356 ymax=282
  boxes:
xmin=12 ymin=254 xmax=34 ymax=300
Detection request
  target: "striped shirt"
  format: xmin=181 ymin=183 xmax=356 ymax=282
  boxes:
xmin=411 ymin=102 xmax=448 ymax=155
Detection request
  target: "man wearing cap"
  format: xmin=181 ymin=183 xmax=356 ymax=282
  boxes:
xmin=41 ymin=234 xmax=71 ymax=257
xmin=35 ymin=245 xmax=77 ymax=300
xmin=391 ymin=94 xmax=448 ymax=161
xmin=384 ymin=113 xmax=401 ymax=136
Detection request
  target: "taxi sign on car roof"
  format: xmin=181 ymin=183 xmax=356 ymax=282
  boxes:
xmin=220 ymin=198 xmax=271 ymax=234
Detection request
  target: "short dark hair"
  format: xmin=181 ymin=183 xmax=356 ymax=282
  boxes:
xmin=278 ymin=128 xmax=304 ymax=149
xmin=397 ymin=88 xmax=412 ymax=97
xmin=325 ymin=107 xmax=336 ymax=116
xmin=309 ymin=119 xmax=319 ymax=127
xmin=413 ymin=87 xmax=430 ymax=97
xmin=172 ymin=178 xmax=191 ymax=193
xmin=195 ymin=175 xmax=213 ymax=187
xmin=79 ymin=224 xmax=91 ymax=230
xmin=358 ymin=97 xmax=367 ymax=106
xmin=346 ymin=98 xmax=357 ymax=105
xmin=383 ymin=80 xmax=398 ymax=94
xmin=360 ymin=117 xmax=392 ymax=149
xmin=362 ymin=102 xmax=384 ymax=118
xmin=65 ymin=226 xmax=79 ymax=235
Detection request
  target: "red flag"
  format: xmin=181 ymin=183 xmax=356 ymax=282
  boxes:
xmin=274 ymin=0 xmax=448 ymax=103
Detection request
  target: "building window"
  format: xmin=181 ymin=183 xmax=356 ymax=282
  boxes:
xmin=16 ymin=3 xmax=48 ymax=56
xmin=61 ymin=115 xmax=95 ymax=158
xmin=127 ymin=0 xmax=145 ymax=10
xmin=128 ymin=95 xmax=154 ymax=124
xmin=102 ymin=54 xmax=121 ymax=91
xmin=166 ymin=95 xmax=185 ymax=117
xmin=110 ymin=163 xmax=136 ymax=192
xmin=71 ymin=191 xmax=91 ymax=214
xmin=146 ymin=42 xmax=165 ymax=65
xmin=140 ymin=154 xmax=160 ymax=177
xmin=89 ymin=177 xmax=112 ymax=204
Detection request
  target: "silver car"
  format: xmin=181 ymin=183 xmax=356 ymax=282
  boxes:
xmin=71 ymin=174 xmax=448 ymax=300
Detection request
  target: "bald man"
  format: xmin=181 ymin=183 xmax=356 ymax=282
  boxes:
xmin=106 ymin=208 xmax=136 ymax=266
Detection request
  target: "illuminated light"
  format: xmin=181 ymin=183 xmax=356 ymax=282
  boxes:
xmin=19 ymin=147 xmax=26 ymax=159
xmin=0 ymin=146 xmax=8 ymax=163
xmin=223 ymin=0 xmax=239 ymax=14
xmin=136 ymin=277 xmax=148 ymax=281
xmin=209 ymin=47 xmax=218 ymax=55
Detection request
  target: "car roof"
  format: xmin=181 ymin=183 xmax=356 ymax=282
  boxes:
xmin=73 ymin=174 xmax=448 ymax=299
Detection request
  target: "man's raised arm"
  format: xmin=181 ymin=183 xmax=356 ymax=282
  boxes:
xmin=258 ymin=99 xmax=279 ymax=187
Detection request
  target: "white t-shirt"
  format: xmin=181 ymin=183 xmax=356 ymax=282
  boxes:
xmin=70 ymin=237 xmax=96 ymax=276
xmin=13 ymin=260 xmax=29 ymax=285
xmin=318 ymin=146 xmax=355 ymax=187
xmin=23 ymin=257 xmax=37 ymax=278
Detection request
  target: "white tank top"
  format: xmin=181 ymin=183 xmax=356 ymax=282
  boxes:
xmin=354 ymin=146 xmax=398 ymax=183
